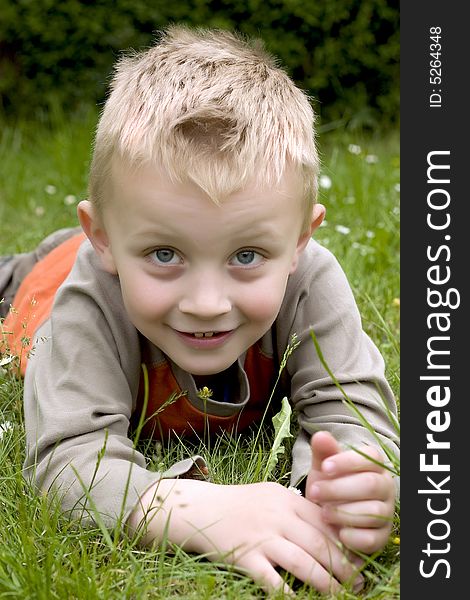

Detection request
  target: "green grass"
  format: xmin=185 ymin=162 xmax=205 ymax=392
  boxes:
xmin=0 ymin=110 xmax=400 ymax=599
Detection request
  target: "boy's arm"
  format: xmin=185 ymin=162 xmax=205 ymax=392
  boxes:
xmin=277 ymin=241 xmax=400 ymax=490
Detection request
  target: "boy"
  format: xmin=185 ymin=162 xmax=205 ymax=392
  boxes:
xmin=1 ymin=26 xmax=399 ymax=594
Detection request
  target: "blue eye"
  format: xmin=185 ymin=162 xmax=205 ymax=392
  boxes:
xmin=236 ymin=251 xmax=255 ymax=264
xmin=152 ymin=248 xmax=180 ymax=264
xmin=231 ymin=250 xmax=263 ymax=266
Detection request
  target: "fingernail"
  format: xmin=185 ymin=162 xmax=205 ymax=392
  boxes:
xmin=352 ymin=555 xmax=365 ymax=568
xmin=353 ymin=575 xmax=364 ymax=593
xmin=323 ymin=460 xmax=335 ymax=474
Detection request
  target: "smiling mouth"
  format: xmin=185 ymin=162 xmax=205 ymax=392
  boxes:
xmin=174 ymin=329 xmax=234 ymax=348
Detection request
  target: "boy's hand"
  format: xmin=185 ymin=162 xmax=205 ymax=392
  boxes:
xmin=129 ymin=478 xmax=363 ymax=595
xmin=306 ymin=431 xmax=395 ymax=555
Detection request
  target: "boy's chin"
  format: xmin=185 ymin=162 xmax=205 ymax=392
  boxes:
xmin=171 ymin=354 xmax=239 ymax=376
xmin=187 ymin=362 xmax=236 ymax=377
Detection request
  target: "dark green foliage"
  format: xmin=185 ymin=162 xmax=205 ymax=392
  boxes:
xmin=0 ymin=0 xmax=398 ymax=127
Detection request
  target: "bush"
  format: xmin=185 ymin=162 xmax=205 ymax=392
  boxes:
xmin=0 ymin=0 xmax=398 ymax=128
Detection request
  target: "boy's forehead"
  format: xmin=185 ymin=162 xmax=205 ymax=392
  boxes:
xmin=109 ymin=155 xmax=304 ymax=205
xmin=103 ymin=157 xmax=308 ymax=245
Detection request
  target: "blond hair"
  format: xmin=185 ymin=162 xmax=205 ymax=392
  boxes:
xmin=89 ymin=25 xmax=319 ymax=231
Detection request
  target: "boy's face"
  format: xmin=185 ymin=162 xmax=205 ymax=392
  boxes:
xmin=80 ymin=162 xmax=324 ymax=376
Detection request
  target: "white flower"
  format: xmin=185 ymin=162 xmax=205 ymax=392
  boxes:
xmin=0 ymin=421 xmax=13 ymax=440
xmin=45 ymin=185 xmax=57 ymax=195
xmin=34 ymin=206 xmax=45 ymax=217
xmin=352 ymin=242 xmax=375 ymax=256
xmin=366 ymin=230 xmax=375 ymax=239
xmin=64 ymin=195 xmax=77 ymax=206
xmin=365 ymin=154 xmax=379 ymax=164
xmin=348 ymin=144 xmax=361 ymax=155
xmin=335 ymin=224 xmax=351 ymax=235
xmin=319 ymin=175 xmax=332 ymax=189
xmin=0 ymin=355 xmax=15 ymax=367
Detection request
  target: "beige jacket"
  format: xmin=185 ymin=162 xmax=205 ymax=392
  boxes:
xmin=23 ymin=239 xmax=399 ymax=528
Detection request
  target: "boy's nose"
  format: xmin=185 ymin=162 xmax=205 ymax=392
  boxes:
xmin=178 ymin=277 xmax=232 ymax=318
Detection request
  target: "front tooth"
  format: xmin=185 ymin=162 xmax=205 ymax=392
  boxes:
xmin=194 ymin=332 xmax=204 ymax=338
xmin=204 ymin=332 xmax=214 ymax=338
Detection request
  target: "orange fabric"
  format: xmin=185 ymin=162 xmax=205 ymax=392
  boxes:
xmin=3 ymin=233 xmax=86 ymax=374
xmin=136 ymin=343 xmax=277 ymax=440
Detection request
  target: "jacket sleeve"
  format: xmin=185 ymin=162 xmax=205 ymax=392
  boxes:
xmin=22 ymin=244 xmax=205 ymax=529
xmin=276 ymin=241 xmax=400 ymax=489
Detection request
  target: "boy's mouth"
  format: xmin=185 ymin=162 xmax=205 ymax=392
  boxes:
xmin=174 ymin=329 xmax=234 ymax=347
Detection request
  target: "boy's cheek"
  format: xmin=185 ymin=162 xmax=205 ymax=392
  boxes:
xmin=123 ymin=292 xmax=171 ymax=323
xmin=119 ymin=277 xmax=172 ymax=322
xmin=244 ymin=274 xmax=290 ymax=318
xmin=244 ymin=288 xmax=284 ymax=323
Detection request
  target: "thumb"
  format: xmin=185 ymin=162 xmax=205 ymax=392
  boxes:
xmin=310 ymin=430 xmax=341 ymax=472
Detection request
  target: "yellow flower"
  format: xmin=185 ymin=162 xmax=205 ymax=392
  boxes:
xmin=197 ymin=386 xmax=213 ymax=400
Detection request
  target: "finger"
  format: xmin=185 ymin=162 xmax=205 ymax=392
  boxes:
xmin=311 ymin=431 xmax=341 ymax=472
xmin=322 ymin=500 xmax=394 ymax=529
xmin=321 ymin=445 xmax=386 ymax=478
xmin=292 ymin=489 xmax=341 ymax=541
xmin=310 ymin=472 xmax=392 ymax=503
xmin=269 ymin=539 xmax=344 ymax=595
xmin=287 ymin=520 xmax=358 ymax=583
xmin=346 ymin=549 xmax=366 ymax=569
xmin=306 ymin=432 xmax=342 ymax=501
xmin=340 ymin=524 xmax=392 ymax=555
xmin=236 ymin=555 xmax=294 ymax=596
xmin=285 ymin=504 xmax=364 ymax=588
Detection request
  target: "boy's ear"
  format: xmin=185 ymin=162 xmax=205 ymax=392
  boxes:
xmin=77 ymin=200 xmax=117 ymax=274
xmin=290 ymin=203 xmax=326 ymax=273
